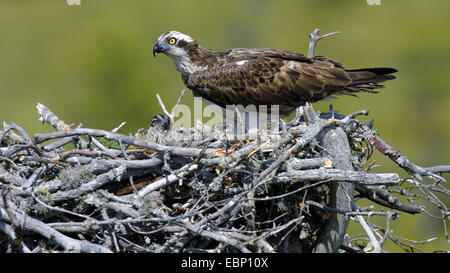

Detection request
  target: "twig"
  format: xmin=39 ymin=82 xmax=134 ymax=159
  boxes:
xmin=36 ymin=102 xmax=71 ymax=131
xmin=33 ymin=128 xmax=212 ymax=157
xmin=156 ymin=89 xmax=186 ymax=129
xmin=307 ymin=28 xmax=340 ymax=58
xmin=275 ymin=169 xmax=399 ymax=186
xmin=0 ymin=206 xmax=112 ymax=253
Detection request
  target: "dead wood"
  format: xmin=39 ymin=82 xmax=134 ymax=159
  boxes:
xmin=0 ymin=100 xmax=448 ymax=253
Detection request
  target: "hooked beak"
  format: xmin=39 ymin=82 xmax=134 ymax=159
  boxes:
xmin=153 ymin=42 xmax=165 ymax=57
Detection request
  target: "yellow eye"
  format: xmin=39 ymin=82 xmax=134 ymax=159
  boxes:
xmin=169 ymin=38 xmax=176 ymax=44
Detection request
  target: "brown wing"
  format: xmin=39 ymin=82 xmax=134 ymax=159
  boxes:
xmin=226 ymin=48 xmax=311 ymax=62
xmin=183 ymin=49 xmax=353 ymax=116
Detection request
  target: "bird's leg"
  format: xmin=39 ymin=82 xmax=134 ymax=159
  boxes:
xmin=307 ymin=28 xmax=340 ymax=58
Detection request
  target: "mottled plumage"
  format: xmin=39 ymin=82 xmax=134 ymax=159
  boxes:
xmin=150 ymin=114 xmax=171 ymax=131
xmin=153 ymin=31 xmax=397 ymax=116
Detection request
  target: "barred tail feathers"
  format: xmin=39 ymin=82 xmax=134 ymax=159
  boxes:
xmin=346 ymin=67 xmax=397 ymax=93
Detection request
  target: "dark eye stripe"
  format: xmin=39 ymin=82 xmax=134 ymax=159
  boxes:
xmin=177 ymin=40 xmax=188 ymax=48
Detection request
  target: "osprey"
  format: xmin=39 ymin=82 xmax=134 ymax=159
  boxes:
xmin=153 ymin=31 xmax=397 ymax=116
xmin=150 ymin=114 xmax=171 ymax=131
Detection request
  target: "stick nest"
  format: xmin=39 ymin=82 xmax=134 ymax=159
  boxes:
xmin=0 ymin=101 xmax=448 ymax=253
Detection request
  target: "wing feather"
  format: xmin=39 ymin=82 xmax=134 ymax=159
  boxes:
xmin=183 ymin=49 xmax=354 ymax=115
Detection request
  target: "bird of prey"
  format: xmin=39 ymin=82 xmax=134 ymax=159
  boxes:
xmin=150 ymin=114 xmax=171 ymax=131
xmin=153 ymin=31 xmax=397 ymax=117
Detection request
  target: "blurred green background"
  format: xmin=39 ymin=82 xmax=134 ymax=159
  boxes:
xmin=1 ymin=0 xmax=449 ymax=252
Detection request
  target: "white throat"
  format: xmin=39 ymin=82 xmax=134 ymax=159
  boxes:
xmin=171 ymin=55 xmax=197 ymax=75
xmin=168 ymin=50 xmax=205 ymax=75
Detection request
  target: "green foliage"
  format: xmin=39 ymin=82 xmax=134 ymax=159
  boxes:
xmin=97 ymin=137 xmax=121 ymax=150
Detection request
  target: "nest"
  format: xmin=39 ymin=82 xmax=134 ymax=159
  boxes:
xmin=0 ymin=100 xmax=448 ymax=253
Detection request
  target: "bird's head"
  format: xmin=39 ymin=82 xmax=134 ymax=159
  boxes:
xmin=153 ymin=31 xmax=196 ymax=58
xmin=153 ymin=31 xmax=204 ymax=74
xmin=150 ymin=114 xmax=171 ymax=131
